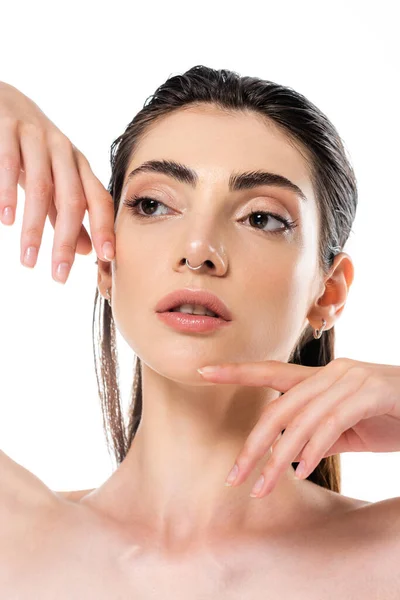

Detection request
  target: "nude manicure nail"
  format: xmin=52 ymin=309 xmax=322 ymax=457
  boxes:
xmin=225 ymin=464 xmax=239 ymax=486
xmin=55 ymin=262 xmax=70 ymax=284
xmin=23 ymin=246 xmax=38 ymax=268
xmin=250 ymin=474 xmax=265 ymax=497
xmin=1 ymin=206 xmax=14 ymax=225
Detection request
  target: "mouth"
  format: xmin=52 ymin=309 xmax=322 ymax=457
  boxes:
xmin=156 ymin=309 xmax=231 ymax=333
xmin=155 ymin=288 xmax=233 ymax=322
xmin=166 ymin=306 xmax=220 ymax=318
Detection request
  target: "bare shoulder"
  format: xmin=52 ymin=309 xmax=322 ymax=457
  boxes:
xmin=324 ymin=493 xmax=400 ymax=592
xmin=0 ymin=448 xmax=58 ymax=511
xmin=0 ymin=448 xmax=95 ymax=504
xmin=323 ymin=486 xmax=400 ymax=545
xmin=350 ymin=496 xmax=400 ymax=593
xmin=351 ymin=495 xmax=400 ymax=544
xmin=0 ymin=449 xmax=60 ymax=539
xmin=0 ymin=449 xmax=62 ymax=577
xmin=290 ymin=486 xmax=400 ymax=596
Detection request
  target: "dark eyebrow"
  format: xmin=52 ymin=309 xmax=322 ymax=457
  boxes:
xmin=125 ymin=159 xmax=308 ymax=202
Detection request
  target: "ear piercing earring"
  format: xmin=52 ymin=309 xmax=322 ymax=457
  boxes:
xmin=105 ymin=288 xmax=112 ymax=307
xmin=313 ymin=318 xmax=327 ymax=339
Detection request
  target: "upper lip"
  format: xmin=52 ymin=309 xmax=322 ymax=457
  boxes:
xmin=155 ymin=288 xmax=233 ymax=321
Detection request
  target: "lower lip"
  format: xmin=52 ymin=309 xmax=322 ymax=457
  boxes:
xmin=156 ymin=311 xmax=232 ymax=332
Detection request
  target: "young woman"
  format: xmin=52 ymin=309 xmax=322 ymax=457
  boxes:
xmin=0 ymin=67 xmax=399 ymax=598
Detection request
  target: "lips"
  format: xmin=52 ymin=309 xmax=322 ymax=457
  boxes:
xmin=155 ymin=288 xmax=233 ymax=321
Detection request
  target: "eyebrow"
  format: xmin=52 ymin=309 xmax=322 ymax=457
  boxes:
xmin=125 ymin=159 xmax=308 ymax=202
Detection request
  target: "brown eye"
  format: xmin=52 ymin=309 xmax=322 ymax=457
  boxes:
xmin=242 ymin=210 xmax=298 ymax=235
xmin=124 ymin=195 xmax=170 ymax=218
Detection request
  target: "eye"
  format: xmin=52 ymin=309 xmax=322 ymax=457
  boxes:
xmin=124 ymin=194 xmax=299 ymax=236
xmin=124 ymin=195 xmax=170 ymax=218
xmin=241 ymin=209 xmax=298 ymax=235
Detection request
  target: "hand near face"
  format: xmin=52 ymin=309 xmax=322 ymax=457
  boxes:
xmin=198 ymin=358 xmax=400 ymax=498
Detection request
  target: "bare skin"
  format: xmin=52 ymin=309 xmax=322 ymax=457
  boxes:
xmin=2 ymin=101 xmax=400 ymax=597
xmin=1 ymin=453 xmax=399 ymax=599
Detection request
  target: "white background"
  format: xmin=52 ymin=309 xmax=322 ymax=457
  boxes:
xmin=0 ymin=0 xmax=399 ymax=502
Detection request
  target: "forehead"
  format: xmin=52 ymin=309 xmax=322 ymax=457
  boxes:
xmin=122 ymin=105 xmax=314 ymax=202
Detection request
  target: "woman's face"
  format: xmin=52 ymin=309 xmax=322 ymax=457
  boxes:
xmin=106 ymin=105 xmax=322 ymax=382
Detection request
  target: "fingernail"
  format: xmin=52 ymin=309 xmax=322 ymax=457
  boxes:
xmin=225 ymin=464 xmax=239 ymax=486
xmin=55 ymin=262 xmax=71 ymax=284
xmin=250 ymin=474 xmax=265 ymax=497
xmin=295 ymin=460 xmax=306 ymax=479
xmin=197 ymin=366 xmax=220 ymax=375
xmin=23 ymin=246 xmax=38 ymax=268
xmin=102 ymin=242 xmax=114 ymax=261
xmin=1 ymin=206 xmax=14 ymax=225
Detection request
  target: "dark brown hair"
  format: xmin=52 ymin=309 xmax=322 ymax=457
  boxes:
xmin=92 ymin=65 xmax=358 ymax=493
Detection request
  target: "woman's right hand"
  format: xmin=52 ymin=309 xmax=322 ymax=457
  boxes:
xmin=0 ymin=81 xmax=115 ymax=283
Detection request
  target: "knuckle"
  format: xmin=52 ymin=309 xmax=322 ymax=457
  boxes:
xmin=238 ymin=444 xmax=254 ymax=465
xmin=54 ymin=242 xmax=77 ymax=261
xmin=22 ymin=225 xmax=43 ymax=241
xmin=93 ymin=225 xmax=114 ymax=237
xmin=330 ymin=357 xmax=353 ymax=370
xmin=28 ymin=179 xmax=53 ymax=200
xmin=54 ymin=188 xmax=85 ymax=211
xmin=49 ymin=132 xmax=74 ymax=154
xmin=0 ymin=187 xmax=17 ymax=205
xmin=0 ymin=154 xmax=20 ymax=174
xmin=347 ymin=365 xmax=370 ymax=382
xmin=322 ymin=413 xmax=339 ymax=430
xmin=57 ymin=241 xmax=77 ymax=254
xmin=302 ymin=433 xmax=318 ymax=454
xmin=284 ymin=417 xmax=303 ymax=435
xmin=0 ymin=115 xmax=19 ymax=130
xmin=74 ymin=147 xmax=90 ymax=167
xmin=87 ymin=193 xmax=114 ymax=217
xmin=365 ymin=372 xmax=386 ymax=392
xmin=262 ymin=400 xmax=280 ymax=421
xmin=103 ymin=193 xmax=115 ymax=208
xmin=20 ymin=121 xmax=45 ymax=140
xmin=64 ymin=194 xmax=85 ymax=210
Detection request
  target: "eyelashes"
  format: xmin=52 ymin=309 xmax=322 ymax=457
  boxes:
xmin=123 ymin=194 xmax=299 ymax=236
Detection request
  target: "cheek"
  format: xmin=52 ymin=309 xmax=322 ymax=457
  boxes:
xmin=234 ymin=247 xmax=313 ymax=362
xmin=111 ymin=236 xmax=152 ymax=352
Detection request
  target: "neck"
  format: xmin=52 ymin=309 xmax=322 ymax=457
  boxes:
xmin=89 ymin=362 xmax=306 ymax=554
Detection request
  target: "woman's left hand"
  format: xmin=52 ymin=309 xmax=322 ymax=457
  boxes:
xmin=198 ymin=357 xmax=400 ymax=498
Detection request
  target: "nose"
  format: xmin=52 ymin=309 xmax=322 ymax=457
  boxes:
xmin=176 ymin=227 xmax=229 ymax=275
xmin=179 ymin=249 xmax=228 ymax=275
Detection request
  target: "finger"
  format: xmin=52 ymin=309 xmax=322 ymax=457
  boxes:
xmin=232 ymin=364 xmax=371 ymax=494
xmin=198 ymin=360 xmax=324 ymax=393
xmin=21 ymin=144 xmax=93 ymax=256
xmin=47 ymin=199 xmax=92 ymax=255
xmin=73 ymin=148 xmax=115 ymax=262
xmin=248 ymin=370 xmax=373 ymax=498
xmin=17 ymin=158 xmax=89 ymax=265
xmin=19 ymin=129 xmax=53 ymax=268
xmin=49 ymin=138 xmax=88 ymax=283
xmin=300 ymin=377 xmax=396 ymax=474
xmin=224 ymin=362 xmax=350 ymax=488
xmin=0 ymin=124 xmax=20 ymax=226
xmin=292 ymin=401 xmax=371 ymax=482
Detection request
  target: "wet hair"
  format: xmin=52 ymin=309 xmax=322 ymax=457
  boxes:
xmin=93 ymin=65 xmax=358 ymax=493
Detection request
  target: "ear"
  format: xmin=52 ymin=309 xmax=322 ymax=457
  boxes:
xmin=96 ymin=258 xmax=113 ymax=301
xmin=307 ymin=252 xmax=355 ymax=330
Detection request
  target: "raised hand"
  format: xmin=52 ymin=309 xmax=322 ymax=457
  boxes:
xmin=197 ymin=357 xmax=400 ymax=498
xmin=0 ymin=81 xmax=115 ymax=283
